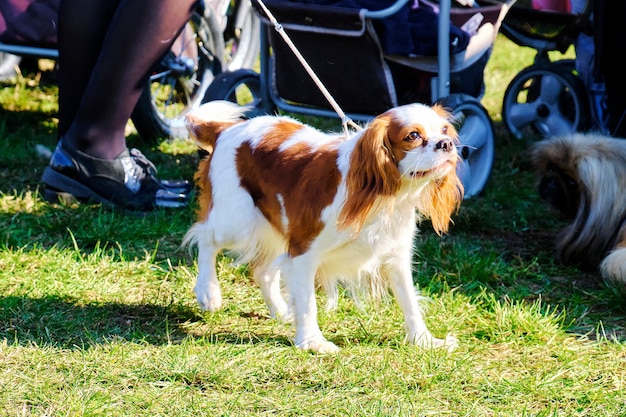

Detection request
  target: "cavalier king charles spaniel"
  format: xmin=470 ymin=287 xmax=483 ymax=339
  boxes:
xmin=532 ymin=133 xmax=626 ymax=294
xmin=184 ymin=100 xmax=463 ymax=353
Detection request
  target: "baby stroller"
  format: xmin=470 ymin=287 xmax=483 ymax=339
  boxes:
xmin=500 ymin=0 xmax=606 ymax=139
xmin=202 ymin=0 xmax=514 ymax=198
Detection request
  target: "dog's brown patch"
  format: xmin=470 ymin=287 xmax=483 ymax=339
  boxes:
xmin=194 ymin=157 xmax=213 ymax=221
xmin=236 ymin=120 xmax=342 ymax=256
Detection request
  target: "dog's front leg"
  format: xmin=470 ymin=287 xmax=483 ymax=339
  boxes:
xmin=385 ymin=260 xmax=458 ymax=351
xmin=284 ymin=255 xmax=340 ymax=354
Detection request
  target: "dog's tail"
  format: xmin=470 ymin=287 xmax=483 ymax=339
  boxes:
xmin=185 ymin=100 xmax=250 ymax=153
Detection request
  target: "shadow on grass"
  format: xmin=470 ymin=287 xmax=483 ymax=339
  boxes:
xmin=0 ymin=295 xmax=293 ymax=349
xmin=0 ymin=196 xmax=197 ymax=263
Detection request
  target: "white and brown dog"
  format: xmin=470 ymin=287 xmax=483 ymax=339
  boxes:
xmin=184 ymin=101 xmax=463 ymax=353
xmin=532 ymin=133 xmax=626 ymax=293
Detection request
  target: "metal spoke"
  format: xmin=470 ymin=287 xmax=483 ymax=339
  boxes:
xmin=539 ymin=74 xmax=564 ymax=105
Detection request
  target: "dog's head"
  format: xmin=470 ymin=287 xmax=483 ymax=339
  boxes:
xmin=532 ymin=138 xmax=581 ymax=218
xmin=341 ymin=103 xmax=464 ymax=235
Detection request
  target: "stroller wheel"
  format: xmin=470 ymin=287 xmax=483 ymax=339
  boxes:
xmin=221 ymin=0 xmax=260 ymax=72
xmin=502 ymin=62 xmax=589 ymax=140
xmin=202 ymin=69 xmax=271 ymax=116
xmin=439 ymin=94 xmax=495 ymax=199
xmin=132 ymin=8 xmax=223 ymax=143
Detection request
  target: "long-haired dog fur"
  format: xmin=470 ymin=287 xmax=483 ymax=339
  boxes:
xmin=184 ymin=100 xmax=463 ymax=353
xmin=532 ymin=132 xmax=626 ymax=293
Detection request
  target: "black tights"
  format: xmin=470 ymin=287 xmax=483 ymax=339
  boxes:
xmin=57 ymin=0 xmax=198 ymax=159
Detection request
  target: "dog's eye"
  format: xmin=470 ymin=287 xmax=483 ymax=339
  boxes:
xmin=442 ymin=125 xmax=448 ymax=134
xmin=404 ymin=131 xmax=422 ymax=142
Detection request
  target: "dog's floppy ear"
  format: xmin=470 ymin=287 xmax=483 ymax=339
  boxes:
xmin=417 ymin=103 xmax=463 ymax=235
xmin=339 ymin=115 xmax=401 ymax=232
xmin=417 ymin=171 xmax=463 ymax=235
xmin=531 ymin=140 xmax=580 ymax=218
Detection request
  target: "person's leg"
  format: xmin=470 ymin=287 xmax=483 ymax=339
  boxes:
xmin=57 ymin=0 xmax=198 ymax=159
xmin=56 ymin=0 xmax=119 ymax=140
xmin=44 ymin=0 xmax=198 ymax=210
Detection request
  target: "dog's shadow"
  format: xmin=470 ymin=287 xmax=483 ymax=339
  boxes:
xmin=0 ymin=295 xmax=292 ymax=349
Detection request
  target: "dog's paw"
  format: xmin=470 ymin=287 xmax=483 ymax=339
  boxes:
xmin=296 ymin=336 xmax=340 ymax=354
xmin=268 ymin=302 xmax=293 ymax=323
xmin=438 ymin=334 xmax=459 ymax=352
xmin=194 ymin=285 xmax=222 ymax=312
xmin=412 ymin=333 xmax=458 ymax=352
xmin=272 ymin=309 xmax=294 ymax=324
xmin=600 ymin=248 xmax=626 ymax=295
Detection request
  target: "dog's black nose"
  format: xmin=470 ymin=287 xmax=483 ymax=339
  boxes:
xmin=435 ymin=138 xmax=453 ymax=152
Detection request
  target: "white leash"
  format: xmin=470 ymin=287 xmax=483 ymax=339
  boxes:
xmin=255 ymin=0 xmax=362 ymax=135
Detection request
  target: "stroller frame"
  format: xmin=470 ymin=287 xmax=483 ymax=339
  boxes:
xmin=256 ymin=0 xmax=455 ymax=122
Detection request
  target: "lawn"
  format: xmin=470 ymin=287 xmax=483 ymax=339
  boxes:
xmin=0 ymin=34 xmax=624 ymax=416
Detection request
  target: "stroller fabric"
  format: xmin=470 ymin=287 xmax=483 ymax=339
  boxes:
xmin=0 ymin=0 xmax=59 ymax=45
xmin=286 ymin=0 xmax=471 ymax=56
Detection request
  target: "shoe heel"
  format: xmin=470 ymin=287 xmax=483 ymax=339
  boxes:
xmin=43 ymin=188 xmax=80 ymax=205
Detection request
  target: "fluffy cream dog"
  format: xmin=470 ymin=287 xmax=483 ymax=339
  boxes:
xmin=532 ymin=133 xmax=626 ymax=293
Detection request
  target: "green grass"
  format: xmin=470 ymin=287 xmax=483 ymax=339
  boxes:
xmin=1 ymin=35 xmax=625 ymax=416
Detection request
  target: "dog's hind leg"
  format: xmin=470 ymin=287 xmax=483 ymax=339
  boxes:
xmin=385 ymin=260 xmax=458 ymax=351
xmin=253 ymin=261 xmax=290 ymax=322
xmin=194 ymin=236 xmax=222 ymax=312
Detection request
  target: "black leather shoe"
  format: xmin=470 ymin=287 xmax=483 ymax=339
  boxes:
xmin=42 ymin=141 xmax=191 ymax=211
